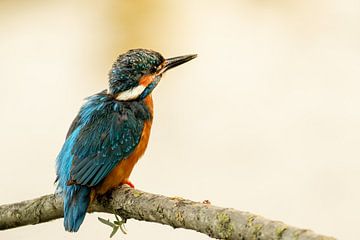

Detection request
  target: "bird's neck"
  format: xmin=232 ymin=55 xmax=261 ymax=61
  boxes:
xmin=143 ymin=94 xmax=153 ymax=119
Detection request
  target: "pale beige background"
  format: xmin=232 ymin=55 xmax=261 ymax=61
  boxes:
xmin=0 ymin=0 xmax=359 ymax=239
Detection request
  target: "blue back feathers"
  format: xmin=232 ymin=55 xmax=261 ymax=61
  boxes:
xmin=56 ymin=90 xmax=151 ymax=232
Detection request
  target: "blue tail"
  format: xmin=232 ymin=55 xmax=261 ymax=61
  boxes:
xmin=56 ymin=126 xmax=90 ymax=232
xmin=63 ymin=185 xmax=91 ymax=232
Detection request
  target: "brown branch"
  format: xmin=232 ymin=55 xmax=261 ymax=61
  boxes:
xmin=0 ymin=186 xmax=336 ymax=240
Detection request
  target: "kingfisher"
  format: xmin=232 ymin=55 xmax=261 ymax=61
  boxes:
xmin=55 ymin=49 xmax=196 ymax=232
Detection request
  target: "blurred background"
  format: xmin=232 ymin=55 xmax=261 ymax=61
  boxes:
xmin=0 ymin=0 xmax=359 ymax=239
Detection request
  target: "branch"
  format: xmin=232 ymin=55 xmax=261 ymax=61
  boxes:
xmin=0 ymin=186 xmax=335 ymax=240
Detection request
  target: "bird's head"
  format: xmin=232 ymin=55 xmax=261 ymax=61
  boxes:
xmin=109 ymin=49 xmax=197 ymax=101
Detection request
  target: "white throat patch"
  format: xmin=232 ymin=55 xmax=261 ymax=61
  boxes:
xmin=115 ymin=85 xmax=146 ymax=101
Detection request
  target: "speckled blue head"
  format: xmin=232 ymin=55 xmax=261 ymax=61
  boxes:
xmin=108 ymin=49 xmax=197 ymax=99
xmin=109 ymin=49 xmax=164 ymax=95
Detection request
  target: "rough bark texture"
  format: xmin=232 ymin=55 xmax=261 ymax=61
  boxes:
xmin=0 ymin=186 xmax=336 ymax=240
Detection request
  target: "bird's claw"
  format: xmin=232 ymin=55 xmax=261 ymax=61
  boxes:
xmin=122 ymin=179 xmax=135 ymax=188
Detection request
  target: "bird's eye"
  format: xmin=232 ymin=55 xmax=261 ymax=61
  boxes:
xmin=151 ymin=65 xmax=160 ymax=74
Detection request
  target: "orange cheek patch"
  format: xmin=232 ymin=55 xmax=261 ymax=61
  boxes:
xmin=139 ymin=74 xmax=155 ymax=87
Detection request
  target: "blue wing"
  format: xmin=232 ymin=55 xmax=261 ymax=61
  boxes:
xmin=70 ymin=109 xmax=143 ymax=186
xmin=56 ymin=91 xmax=151 ymax=190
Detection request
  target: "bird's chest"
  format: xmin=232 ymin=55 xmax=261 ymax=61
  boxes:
xmin=94 ymin=96 xmax=153 ymax=195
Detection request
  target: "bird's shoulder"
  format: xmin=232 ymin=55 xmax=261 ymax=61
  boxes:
xmin=66 ymin=90 xmax=152 ymax=139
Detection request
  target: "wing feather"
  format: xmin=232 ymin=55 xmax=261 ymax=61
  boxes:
xmin=68 ymin=97 xmax=147 ymax=187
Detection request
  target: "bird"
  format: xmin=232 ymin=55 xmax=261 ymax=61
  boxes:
xmin=55 ymin=49 xmax=197 ymax=232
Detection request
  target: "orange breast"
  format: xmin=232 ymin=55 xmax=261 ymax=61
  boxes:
xmin=94 ymin=95 xmax=153 ymax=195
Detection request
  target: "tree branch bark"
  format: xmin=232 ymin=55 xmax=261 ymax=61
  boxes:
xmin=0 ymin=186 xmax=335 ymax=240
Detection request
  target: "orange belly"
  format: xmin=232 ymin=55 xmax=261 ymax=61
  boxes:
xmin=94 ymin=95 xmax=153 ymax=196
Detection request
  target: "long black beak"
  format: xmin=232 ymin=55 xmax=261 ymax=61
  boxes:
xmin=162 ymin=54 xmax=197 ymax=73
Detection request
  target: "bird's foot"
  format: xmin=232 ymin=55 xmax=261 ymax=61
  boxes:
xmin=98 ymin=212 xmax=127 ymax=238
xmin=121 ymin=179 xmax=135 ymax=188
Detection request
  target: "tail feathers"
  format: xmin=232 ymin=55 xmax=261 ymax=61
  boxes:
xmin=64 ymin=185 xmax=91 ymax=232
